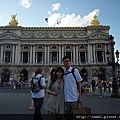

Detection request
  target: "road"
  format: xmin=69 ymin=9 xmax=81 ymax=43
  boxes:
xmin=0 ymin=87 xmax=120 ymax=120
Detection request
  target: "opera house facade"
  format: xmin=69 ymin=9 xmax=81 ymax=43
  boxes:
xmin=0 ymin=15 xmax=115 ymax=84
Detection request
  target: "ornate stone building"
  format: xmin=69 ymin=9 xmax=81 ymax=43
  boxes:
xmin=0 ymin=15 xmax=115 ymax=84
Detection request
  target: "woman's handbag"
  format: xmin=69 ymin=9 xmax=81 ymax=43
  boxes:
xmin=73 ymin=102 xmax=91 ymax=115
xmin=73 ymin=102 xmax=91 ymax=120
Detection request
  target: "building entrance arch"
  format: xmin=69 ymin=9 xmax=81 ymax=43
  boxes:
xmin=20 ymin=69 xmax=28 ymax=82
xmin=80 ymin=69 xmax=88 ymax=82
xmin=98 ymin=67 xmax=106 ymax=81
xmin=1 ymin=68 xmax=10 ymax=86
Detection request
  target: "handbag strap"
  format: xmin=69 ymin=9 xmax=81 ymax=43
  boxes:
xmin=76 ymin=102 xmax=84 ymax=109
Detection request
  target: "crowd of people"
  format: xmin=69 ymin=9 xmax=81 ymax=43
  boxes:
xmin=90 ymin=79 xmax=112 ymax=98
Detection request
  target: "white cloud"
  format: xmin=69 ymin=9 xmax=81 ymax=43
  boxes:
xmin=20 ymin=0 xmax=31 ymax=8
xmin=52 ymin=3 xmax=61 ymax=11
xmin=46 ymin=9 xmax=99 ymax=27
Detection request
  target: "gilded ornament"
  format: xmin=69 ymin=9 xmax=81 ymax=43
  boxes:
xmin=9 ymin=14 xmax=18 ymax=26
xmin=90 ymin=15 xmax=100 ymax=26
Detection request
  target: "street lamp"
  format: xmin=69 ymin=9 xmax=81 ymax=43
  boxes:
xmin=106 ymin=50 xmax=120 ymax=98
xmin=116 ymin=50 xmax=119 ymax=64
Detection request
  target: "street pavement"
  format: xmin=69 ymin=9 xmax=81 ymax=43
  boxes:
xmin=0 ymin=87 xmax=120 ymax=120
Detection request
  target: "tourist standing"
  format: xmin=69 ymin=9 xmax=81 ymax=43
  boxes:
xmin=45 ymin=67 xmax=65 ymax=120
xmin=32 ymin=68 xmax=46 ymax=120
xmin=62 ymin=56 xmax=83 ymax=120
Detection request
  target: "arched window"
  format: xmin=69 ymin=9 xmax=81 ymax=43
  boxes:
xmin=38 ymin=45 xmax=43 ymax=49
xmin=52 ymin=45 xmax=56 ymax=49
xmin=24 ymin=45 xmax=28 ymax=49
xmin=6 ymin=45 xmax=11 ymax=49
xmin=97 ymin=44 xmax=102 ymax=49
xmin=80 ymin=45 xmax=85 ymax=49
xmin=66 ymin=45 xmax=70 ymax=49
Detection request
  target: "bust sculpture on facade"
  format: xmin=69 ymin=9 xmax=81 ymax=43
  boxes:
xmin=9 ymin=14 xmax=18 ymax=26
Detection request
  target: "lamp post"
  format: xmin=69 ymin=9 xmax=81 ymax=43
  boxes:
xmin=106 ymin=49 xmax=120 ymax=98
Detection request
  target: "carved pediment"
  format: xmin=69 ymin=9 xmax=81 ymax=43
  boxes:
xmin=0 ymin=32 xmax=20 ymax=39
xmin=89 ymin=32 xmax=109 ymax=39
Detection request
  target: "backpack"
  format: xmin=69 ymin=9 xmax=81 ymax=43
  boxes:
xmin=30 ymin=76 xmax=43 ymax=93
xmin=65 ymin=68 xmax=84 ymax=94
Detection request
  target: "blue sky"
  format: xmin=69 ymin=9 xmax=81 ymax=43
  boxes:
xmin=0 ymin=0 xmax=120 ymax=58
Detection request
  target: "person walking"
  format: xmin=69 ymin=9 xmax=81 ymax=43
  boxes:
xmin=103 ymin=80 xmax=107 ymax=97
xmin=97 ymin=79 xmax=102 ymax=98
xmin=62 ymin=56 xmax=83 ymax=120
xmin=91 ymin=80 xmax=96 ymax=95
xmin=45 ymin=67 xmax=65 ymax=120
xmin=32 ymin=68 xmax=46 ymax=120
xmin=106 ymin=81 xmax=111 ymax=95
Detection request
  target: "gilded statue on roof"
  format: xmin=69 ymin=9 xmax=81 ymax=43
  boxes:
xmin=9 ymin=14 xmax=18 ymax=26
xmin=90 ymin=15 xmax=100 ymax=26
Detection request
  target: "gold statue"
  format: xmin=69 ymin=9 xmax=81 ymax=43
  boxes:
xmin=90 ymin=15 xmax=100 ymax=26
xmin=9 ymin=14 xmax=18 ymax=26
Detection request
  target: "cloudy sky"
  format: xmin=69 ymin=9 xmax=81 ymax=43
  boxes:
xmin=0 ymin=0 xmax=120 ymax=56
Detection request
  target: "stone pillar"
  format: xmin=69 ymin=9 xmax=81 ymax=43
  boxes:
xmin=79 ymin=52 xmax=81 ymax=64
xmin=0 ymin=44 xmax=3 ymax=62
xmin=105 ymin=44 xmax=107 ymax=62
xmin=12 ymin=45 xmax=15 ymax=64
xmin=90 ymin=44 xmax=93 ymax=63
xmin=47 ymin=45 xmax=49 ymax=64
xmin=73 ymin=45 xmax=75 ymax=64
xmin=17 ymin=42 xmax=21 ymax=64
xmin=71 ymin=52 xmax=73 ymax=63
xmin=15 ymin=44 xmax=18 ymax=64
xmin=62 ymin=45 xmax=64 ymax=60
xmin=21 ymin=52 xmax=23 ymax=63
xmin=36 ymin=52 xmax=37 ymax=63
xmin=93 ymin=44 xmax=96 ymax=63
xmin=28 ymin=52 xmax=30 ymax=63
xmin=59 ymin=45 xmax=61 ymax=64
xmin=76 ymin=45 xmax=78 ymax=64
xmin=3 ymin=52 xmax=5 ymax=63
xmin=44 ymin=45 xmax=47 ymax=64
xmin=30 ymin=45 xmax=33 ymax=64
xmin=87 ymin=42 xmax=90 ymax=64
xmin=33 ymin=45 xmax=35 ymax=64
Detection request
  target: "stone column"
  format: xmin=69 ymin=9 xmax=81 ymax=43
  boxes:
xmin=87 ymin=42 xmax=90 ymax=64
xmin=12 ymin=44 xmax=15 ymax=64
xmin=0 ymin=44 xmax=3 ymax=62
xmin=90 ymin=44 xmax=92 ymax=64
xmin=73 ymin=45 xmax=75 ymax=64
xmin=79 ymin=52 xmax=81 ymax=64
xmin=33 ymin=45 xmax=35 ymax=64
xmin=17 ymin=42 xmax=20 ymax=64
xmin=36 ymin=52 xmax=37 ymax=63
xmin=62 ymin=45 xmax=64 ymax=60
xmin=28 ymin=52 xmax=30 ymax=63
xmin=21 ymin=52 xmax=23 ymax=63
xmin=76 ymin=45 xmax=78 ymax=64
xmin=44 ymin=45 xmax=47 ymax=64
xmin=30 ymin=45 xmax=33 ymax=64
xmin=15 ymin=45 xmax=18 ymax=64
xmin=59 ymin=45 xmax=61 ymax=64
xmin=47 ymin=45 xmax=49 ymax=64
xmin=105 ymin=44 xmax=107 ymax=62
xmin=71 ymin=52 xmax=73 ymax=63
xmin=93 ymin=44 xmax=96 ymax=63
xmin=3 ymin=52 xmax=5 ymax=63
